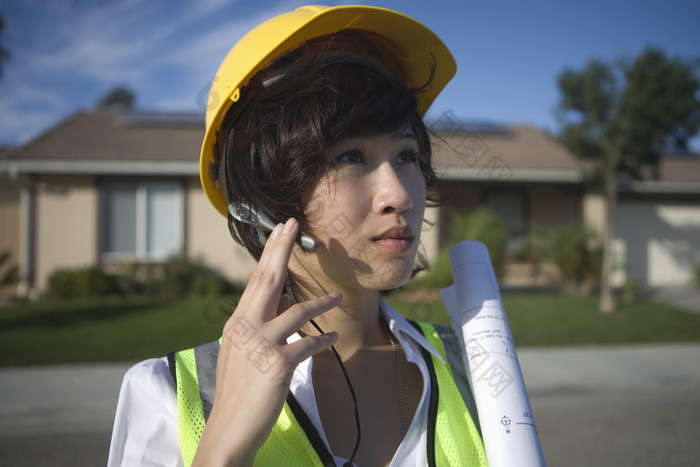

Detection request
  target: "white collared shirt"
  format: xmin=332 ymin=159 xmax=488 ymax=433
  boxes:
xmin=107 ymin=301 xmax=445 ymax=466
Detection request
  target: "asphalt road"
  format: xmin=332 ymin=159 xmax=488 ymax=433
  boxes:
xmin=1 ymin=343 xmax=699 ymax=466
xmin=526 ymin=344 xmax=700 ymax=466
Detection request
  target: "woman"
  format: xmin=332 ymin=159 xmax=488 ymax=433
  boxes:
xmin=108 ymin=5 xmax=486 ymax=466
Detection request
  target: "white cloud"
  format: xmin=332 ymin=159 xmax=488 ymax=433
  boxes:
xmin=1 ymin=0 xmax=313 ymax=144
xmin=145 ymin=0 xmax=301 ymax=110
xmin=0 ymin=61 xmax=72 ymax=144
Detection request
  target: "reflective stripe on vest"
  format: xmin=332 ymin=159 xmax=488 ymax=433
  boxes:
xmin=169 ymin=321 xmax=488 ymax=466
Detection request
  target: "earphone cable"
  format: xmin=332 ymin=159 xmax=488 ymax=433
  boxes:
xmin=285 ymin=274 xmax=361 ymax=466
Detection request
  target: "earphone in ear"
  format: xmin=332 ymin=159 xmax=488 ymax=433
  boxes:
xmin=228 ymin=201 xmax=318 ymax=252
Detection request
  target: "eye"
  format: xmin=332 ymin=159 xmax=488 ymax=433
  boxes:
xmin=397 ymin=148 xmax=420 ymax=165
xmin=335 ymin=149 xmax=364 ymax=164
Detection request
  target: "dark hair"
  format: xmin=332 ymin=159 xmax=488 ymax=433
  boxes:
xmin=218 ymin=31 xmax=438 ymax=261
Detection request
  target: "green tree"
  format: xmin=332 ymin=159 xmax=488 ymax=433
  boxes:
xmin=96 ymin=85 xmax=136 ymax=109
xmin=556 ymin=48 xmax=700 ymax=313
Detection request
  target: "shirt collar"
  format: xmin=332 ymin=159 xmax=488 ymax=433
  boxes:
xmin=380 ymin=299 xmax=446 ymax=364
xmin=286 ymin=299 xmax=449 ymax=365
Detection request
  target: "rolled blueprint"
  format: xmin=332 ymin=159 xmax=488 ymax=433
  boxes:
xmin=441 ymin=240 xmax=545 ymax=467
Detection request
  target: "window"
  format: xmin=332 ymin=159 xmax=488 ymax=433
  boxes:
xmin=486 ymin=190 xmax=526 ymax=256
xmin=101 ymin=180 xmax=184 ymax=261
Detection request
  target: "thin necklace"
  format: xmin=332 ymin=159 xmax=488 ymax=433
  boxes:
xmin=383 ymin=318 xmax=407 ymax=437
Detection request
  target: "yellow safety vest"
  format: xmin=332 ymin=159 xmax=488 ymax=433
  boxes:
xmin=169 ymin=321 xmax=488 ymax=466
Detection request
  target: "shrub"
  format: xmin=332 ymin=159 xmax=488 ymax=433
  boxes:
xmin=419 ymin=248 xmax=452 ymax=290
xmin=448 ymin=207 xmax=511 ymax=273
xmin=48 ymin=267 xmax=123 ymax=299
xmin=47 ymin=258 xmax=236 ymax=300
xmin=421 ymin=208 xmax=510 ymax=289
xmin=156 ymin=257 xmax=234 ymax=298
xmin=191 ymin=275 xmax=233 ymax=298
xmin=525 ymin=223 xmax=602 ymax=294
xmin=0 ymin=250 xmax=19 ymax=287
xmin=156 ymin=257 xmax=206 ymax=298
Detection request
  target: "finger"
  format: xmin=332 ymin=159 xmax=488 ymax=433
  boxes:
xmin=240 ymin=219 xmax=299 ymax=320
xmin=270 ymin=293 xmax=342 ymax=342
xmin=257 ymin=218 xmax=299 ymax=272
xmin=276 ymin=294 xmax=292 ymax=316
xmin=285 ymin=332 xmax=340 ymax=364
xmin=248 ymin=219 xmax=297 ymax=289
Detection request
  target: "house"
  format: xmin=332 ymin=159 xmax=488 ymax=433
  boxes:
xmin=614 ymin=156 xmax=700 ymax=287
xmin=429 ymin=120 xmax=588 ymax=286
xmin=1 ymin=109 xmax=699 ymax=297
xmin=429 ymin=117 xmax=700 ymax=288
xmin=0 ymin=110 xmax=256 ymax=298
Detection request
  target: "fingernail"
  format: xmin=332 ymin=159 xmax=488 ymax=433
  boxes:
xmin=282 ymin=218 xmax=296 ymax=234
xmin=328 ymin=292 xmax=343 ymax=302
xmin=269 ymin=223 xmax=283 ymax=240
xmin=326 ymin=331 xmax=339 ymax=342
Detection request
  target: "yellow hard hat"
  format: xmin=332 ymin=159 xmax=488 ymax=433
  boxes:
xmin=200 ymin=4 xmax=457 ymax=217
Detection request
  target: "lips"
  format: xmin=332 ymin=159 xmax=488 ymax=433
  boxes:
xmin=372 ymin=226 xmax=415 ymax=253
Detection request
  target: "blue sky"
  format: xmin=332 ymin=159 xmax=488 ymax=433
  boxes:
xmin=2 ymin=0 xmax=699 ymax=149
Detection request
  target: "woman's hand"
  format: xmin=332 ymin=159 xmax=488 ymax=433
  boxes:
xmin=192 ymin=218 xmax=340 ymax=467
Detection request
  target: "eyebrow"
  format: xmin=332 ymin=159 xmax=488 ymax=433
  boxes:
xmin=397 ymin=130 xmax=417 ymax=140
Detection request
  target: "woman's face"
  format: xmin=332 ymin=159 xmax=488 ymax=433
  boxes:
xmin=293 ymin=130 xmax=427 ymax=293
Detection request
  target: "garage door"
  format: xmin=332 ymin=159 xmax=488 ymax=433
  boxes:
xmin=616 ymin=200 xmax=700 ymax=287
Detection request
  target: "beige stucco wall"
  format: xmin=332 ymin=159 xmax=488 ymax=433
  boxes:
xmin=186 ymin=178 xmax=257 ymax=285
xmin=36 ymin=175 xmax=98 ymax=291
xmin=582 ymin=191 xmax=605 ymax=233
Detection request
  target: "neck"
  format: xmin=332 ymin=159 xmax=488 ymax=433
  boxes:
xmin=290 ymin=276 xmax=388 ymax=359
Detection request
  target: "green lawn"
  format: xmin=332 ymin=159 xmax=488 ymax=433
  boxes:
xmin=386 ymin=293 xmax=700 ymax=346
xmin=0 ymin=296 xmax=231 ymax=366
xmin=1 ymin=293 xmax=699 ymax=366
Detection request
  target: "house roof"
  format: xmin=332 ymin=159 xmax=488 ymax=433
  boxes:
xmin=8 ymin=110 xmax=204 ymax=162
xmin=622 ymin=154 xmax=700 ymax=194
xmin=1 ymin=110 xmax=204 ymax=176
xmin=659 ymin=155 xmax=700 ymax=183
xmin=432 ymin=125 xmax=587 ymax=183
xmin=1 ymin=109 xmax=698 ymax=192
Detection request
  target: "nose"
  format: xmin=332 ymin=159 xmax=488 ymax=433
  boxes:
xmin=372 ymin=164 xmax=414 ymax=214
